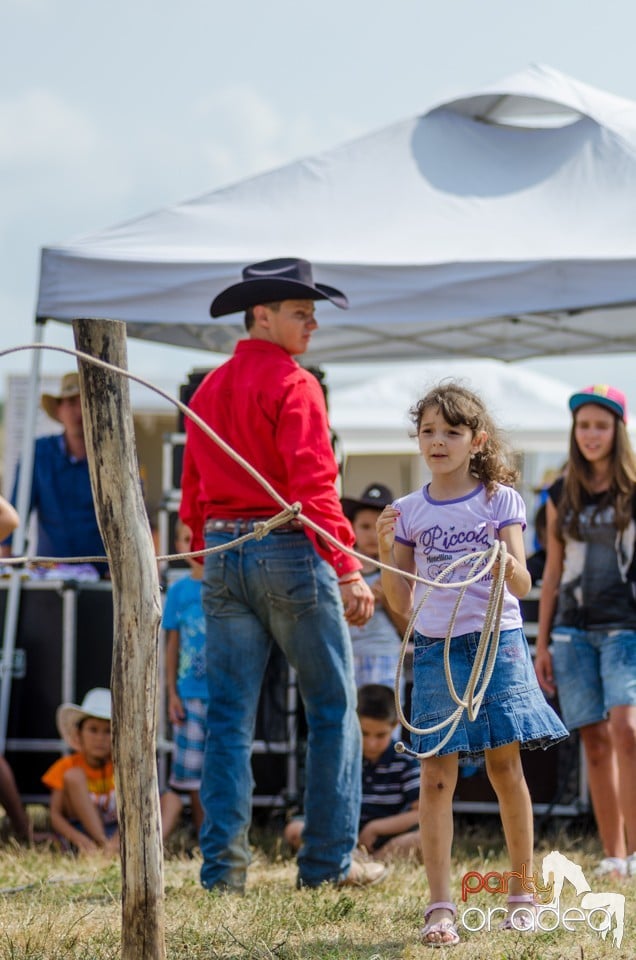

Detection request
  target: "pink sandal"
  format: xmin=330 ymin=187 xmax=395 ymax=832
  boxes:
xmin=500 ymin=894 xmax=536 ymax=931
xmin=421 ymin=901 xmax=460 ymax=947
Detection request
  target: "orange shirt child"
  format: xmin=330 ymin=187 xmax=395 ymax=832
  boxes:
xmin=42 ymin=753 xmax=117 ymax=825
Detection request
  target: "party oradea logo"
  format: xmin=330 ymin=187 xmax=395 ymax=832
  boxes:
xmin=460 ymin=850 xmax=625 ymax=947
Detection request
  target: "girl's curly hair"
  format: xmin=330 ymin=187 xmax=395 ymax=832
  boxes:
xmin=410 ymin=381 xmax=519 ymax=497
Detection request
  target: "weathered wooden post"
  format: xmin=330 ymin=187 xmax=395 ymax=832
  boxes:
xmin=73 ymin=318 xmax=165 ymax=960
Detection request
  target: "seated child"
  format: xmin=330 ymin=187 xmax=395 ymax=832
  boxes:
xmin=285 ymin=683 xmax=421 ymax=863
xmin=42 ymin=687 xmax=118 ymax=854
xmin=0 ymin=754 xmax=52 ymax=844
xmin=160 ymin=520 xmax=207 ymax=840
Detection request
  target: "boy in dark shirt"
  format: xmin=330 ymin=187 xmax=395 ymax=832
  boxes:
xmin=286 ymin=684 xmax=421 ymax=862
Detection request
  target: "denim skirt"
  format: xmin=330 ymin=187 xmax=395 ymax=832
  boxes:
xmin=410 ymin=628 xmax=568 ymax=757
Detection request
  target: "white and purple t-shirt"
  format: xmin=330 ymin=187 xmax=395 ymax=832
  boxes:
xmin=394 ymin=483 xmax=526 ymax=637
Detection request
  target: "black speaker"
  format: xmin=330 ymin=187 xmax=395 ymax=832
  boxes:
xmin=252 ymin=644 xmax=299 ymax=805
xmin=177 ymin=369 xmax=212 ymax=433
xmin=3 ymin=582 xmax=113 ymax=797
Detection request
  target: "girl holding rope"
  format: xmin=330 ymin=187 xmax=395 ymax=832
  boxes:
xmin=377 ymin=382 xmax=567 ymax=947
xmin=534 ymin=385 xmax=636 ymax=879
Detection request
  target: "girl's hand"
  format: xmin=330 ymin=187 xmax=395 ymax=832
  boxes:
xmin=492 ymin=554 xmax=516 ymax=583
xmin=376 ymin=506 xmax=400 ymax=554
xmin=534 ymin=646 xmax=556 ymax=697
xmin=494 ymin=526 xmax=532 ymax=599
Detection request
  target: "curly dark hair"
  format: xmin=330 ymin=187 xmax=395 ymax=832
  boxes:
xmin=410 ymin=380 xmax=519 ymax=497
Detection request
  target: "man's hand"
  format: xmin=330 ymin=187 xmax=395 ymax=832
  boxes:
xmin=340 ymin=576 xmax=374 ymax=626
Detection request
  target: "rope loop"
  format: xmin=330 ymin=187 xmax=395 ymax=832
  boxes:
xmin=252 ymin=503 xmax=303 ymax=540
xmin=394 ymin=539 xmax=508 ymax=760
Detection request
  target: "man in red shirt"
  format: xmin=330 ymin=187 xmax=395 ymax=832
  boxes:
xmin=180 ymin=258 xmax=382 ymax=891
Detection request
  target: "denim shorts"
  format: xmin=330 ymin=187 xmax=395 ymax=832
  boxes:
xmin=550 ymin=627 xmax=636 ymax=729
xmin=410 ymin=628 xmax=567 ymax=757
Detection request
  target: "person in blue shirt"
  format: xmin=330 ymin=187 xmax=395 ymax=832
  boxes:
xmin=341 ymin=483 xmax=409 ymax=688
xmin=1 ymin=372 xmax=106 ymax=575
xmin=160 ymin=521 xmax=207 ymax=839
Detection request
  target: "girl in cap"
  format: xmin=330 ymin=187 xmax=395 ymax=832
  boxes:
xmin=42 ymin=688 xmax=118 ymax=854
xmin=535 ymin=384 xmax=636 ymax=879
xmin=377 ymin=382 xmax=567 ymax=946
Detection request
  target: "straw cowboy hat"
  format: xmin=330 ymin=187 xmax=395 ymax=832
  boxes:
xmin=341 ymin=483 xmax=395 ymax=521
xmin=41 ymin=372 xmax=81 ymax=422
xmin=56 ymin=687 xmax=112 ymax=750
xmin=210 ymin=257 xmax=349 ymax=317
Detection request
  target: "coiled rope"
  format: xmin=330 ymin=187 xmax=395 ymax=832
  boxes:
xmin=393 ymin=540 xmax=508 ymax=759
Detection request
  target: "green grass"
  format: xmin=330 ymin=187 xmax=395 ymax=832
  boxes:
xmin=0 ymin=813 xmax=632 ymax=959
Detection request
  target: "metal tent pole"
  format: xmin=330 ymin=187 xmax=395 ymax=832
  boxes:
xmin=0 ymin=322 xmax=44 ymax=754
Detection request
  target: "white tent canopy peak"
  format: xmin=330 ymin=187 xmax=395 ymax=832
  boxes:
xmin=36 ymin=63 xmax=636 ymax=363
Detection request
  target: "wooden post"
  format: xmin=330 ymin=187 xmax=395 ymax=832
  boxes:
xmin=73 ymin=318 xmax=165 ymax=960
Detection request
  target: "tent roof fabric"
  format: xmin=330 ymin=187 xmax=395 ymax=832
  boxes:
xmin=36 ymin=63 xmax=636 ymax=363
xmin=326 ymin=359 xmax=573 ymax=454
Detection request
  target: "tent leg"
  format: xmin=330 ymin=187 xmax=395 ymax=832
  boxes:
xmin=0 ymin=322 xmax=44 ymax=755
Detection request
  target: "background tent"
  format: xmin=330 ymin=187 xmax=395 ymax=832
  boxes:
xmin=324 ymin=359 xmax=573 ymax=511
xmin=327 ymin=359 xmax=572 ymax=454
xmin=36 ymin=63 xmax=636 ymax=363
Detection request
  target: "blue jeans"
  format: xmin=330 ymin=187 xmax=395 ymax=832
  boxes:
xmin=551 ymin=627 xmax=636 ymax=729
xmin=199 ymin=529 xmax=361 ymax=890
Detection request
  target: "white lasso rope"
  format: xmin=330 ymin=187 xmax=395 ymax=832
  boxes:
xmin=394 ymin=540 xmax=508 ymax=760
xmin=0 ymin=342 xmax=507 ymax=593
xmin=0 ymin=342 xmax=511 ymax=742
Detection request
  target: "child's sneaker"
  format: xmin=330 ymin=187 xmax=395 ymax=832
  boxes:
xmin=626 ymin=853 xmax=636 ymax=878
xmin=594 ymin=856 xmax=627 ymax=878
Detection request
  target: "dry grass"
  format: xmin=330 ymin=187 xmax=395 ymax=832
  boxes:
xmin=0 ymin=813 xmax=632 ymax=959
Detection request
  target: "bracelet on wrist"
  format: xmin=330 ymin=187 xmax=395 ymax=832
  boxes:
xmin=338 ymin=575 xmax=362 ymax=585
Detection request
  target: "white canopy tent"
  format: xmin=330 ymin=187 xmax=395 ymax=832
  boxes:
xmin=6 ymin=63 xmax=636 ymax=756
xmin=36 ymin=63 xmax=636 ymax=362
xmin=326 ymin=359 xmax=573 ymax=455
xmin=324 ymin=359 xmax=574 ymax=518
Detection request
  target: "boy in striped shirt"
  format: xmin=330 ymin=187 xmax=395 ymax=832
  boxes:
xmin=286 ymin=684 xmax=421 ymax=862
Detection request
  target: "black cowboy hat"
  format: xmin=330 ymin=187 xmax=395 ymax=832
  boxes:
xmin=210 ymin=257 xmax=349 ymax=317
xmin=341 ymin=483 xmax=395 ymax=521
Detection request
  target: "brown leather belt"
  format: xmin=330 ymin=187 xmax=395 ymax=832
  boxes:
xmin=204 ymin=517 xmax=304 ymax=535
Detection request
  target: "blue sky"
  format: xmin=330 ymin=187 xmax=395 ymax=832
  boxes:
xmin=2 ymin=0 xmax=636 ymax=402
